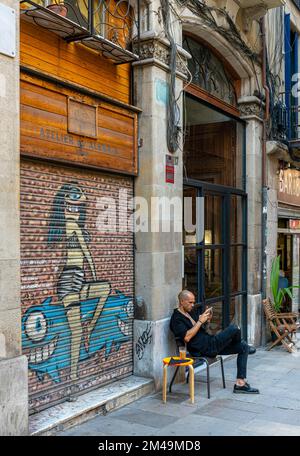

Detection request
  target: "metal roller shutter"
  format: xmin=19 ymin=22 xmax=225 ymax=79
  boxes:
xmin=21 ymin=159 xmax=134 ymax=413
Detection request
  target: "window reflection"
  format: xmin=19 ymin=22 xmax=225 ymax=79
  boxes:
xmin=205 ymin=248 xmax=222 ymax=299
xmin=184 ymin=95 xmax=243 ymax=189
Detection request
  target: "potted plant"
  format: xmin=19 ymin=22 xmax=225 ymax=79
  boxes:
xmin=46 ymin=2 xmax=68 ymax=17
xmin=270 ymin=255 xmax=299 ymax=341
xmin=270 ymin=255 xmax=296 ymax=312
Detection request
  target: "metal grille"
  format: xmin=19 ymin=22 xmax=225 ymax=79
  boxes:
xmin=293 ymin=0 xmax=300 ymax=10
xmin=21 ymin=160 xmax=134 ymax=413
xmin=20 ymin=0 xmax=140 ymax=64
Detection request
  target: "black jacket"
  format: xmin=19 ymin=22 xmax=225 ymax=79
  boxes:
xmin=169 ymin=306 xmax=215 ymax=355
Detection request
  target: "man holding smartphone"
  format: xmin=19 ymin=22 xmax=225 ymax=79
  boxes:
xmin=170 ymin=289 xmax=259 ymax=394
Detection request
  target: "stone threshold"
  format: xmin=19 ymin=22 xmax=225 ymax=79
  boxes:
xmin=29 ymin=376 xmax=154 ymax=436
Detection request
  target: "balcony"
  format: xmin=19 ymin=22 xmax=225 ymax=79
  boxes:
xmin=20 ymin=0 xmax=140 ymax=64
xmin=271 ymin=94 xmax=300 ymax=153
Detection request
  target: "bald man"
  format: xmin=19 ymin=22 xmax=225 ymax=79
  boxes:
xmin=170 ymin=290 xmax=259 ymax=394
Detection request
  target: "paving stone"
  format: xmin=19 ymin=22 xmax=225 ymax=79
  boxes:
xmin=239 ymin=419 xmax=300 ymax=436
xmin=56 ymin=344 xmax=300 ymax=437
xmin=256 ymin=408 xmax=300 ymax=427
xmin=59 ymin=416 xmax=157 ymax=436
xmin=109 ymin=409 xmax=179 ymax=429
xmin=154 ymin=414 xmax=253 ymax=436
xmin=126 ymin=398 xmax=196 ymax=418
xmin=192 ymin=401 xmax=258 ymax=423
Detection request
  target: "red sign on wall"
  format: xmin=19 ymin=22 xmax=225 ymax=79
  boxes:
xmin=289 ymin=219 xmax=300 ymax=229
xmin=166 ymin=155 xmax=175 ymax=183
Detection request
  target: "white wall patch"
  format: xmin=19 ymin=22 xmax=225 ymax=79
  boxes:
xmin=0 ymin=3 xmax=16 ymax=58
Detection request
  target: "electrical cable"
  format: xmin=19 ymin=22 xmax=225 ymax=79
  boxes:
xmin=160 ymin=0 xmax=181 ymax=153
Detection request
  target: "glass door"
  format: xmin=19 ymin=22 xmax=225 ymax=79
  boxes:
xmin=183 ymin=181 xmax=247 ymax=337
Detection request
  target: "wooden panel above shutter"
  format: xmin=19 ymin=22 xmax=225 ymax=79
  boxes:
xmin=20 ymin=74 xmax=138 ymax=175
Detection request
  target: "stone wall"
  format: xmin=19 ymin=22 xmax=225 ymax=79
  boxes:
xmin=0 ymin=0 xmax=28 ymax=436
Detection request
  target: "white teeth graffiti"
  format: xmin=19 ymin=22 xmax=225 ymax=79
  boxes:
xmin=125 ymin=300 xmax=134 ymax=318
xmin=27 ymin=337 xmax=58 ymax=364
xmin=118 ymin=319 xmax=129 ymax=337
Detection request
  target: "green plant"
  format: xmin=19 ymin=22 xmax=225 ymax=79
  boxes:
xmin=270 ymin=255 xmax=298 ymax=312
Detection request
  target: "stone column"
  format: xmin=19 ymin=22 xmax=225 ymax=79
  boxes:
xmin=238 ymin=96 xmax=264 ymax=345
xmin=0 ymin=0 xmax=28 ymax=436
xmin=132 ymin=31 xmax=189 ymax=388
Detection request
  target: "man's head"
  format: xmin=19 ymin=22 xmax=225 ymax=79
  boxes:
xmin=178 ymin=290 xmax=195 ymax=313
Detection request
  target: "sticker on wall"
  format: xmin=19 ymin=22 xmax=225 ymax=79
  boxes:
xmin=166 ymin=154 xmax=178 ymax=183
xmin=155 ymin=79 xmax=169 ymax=106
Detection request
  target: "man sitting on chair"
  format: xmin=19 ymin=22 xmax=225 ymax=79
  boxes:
xmin=170 ymin=290 xmax=259 ymax=394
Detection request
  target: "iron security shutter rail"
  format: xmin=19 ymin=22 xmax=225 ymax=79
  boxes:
xmin=21 ymin=159 xmax=134 ymax=413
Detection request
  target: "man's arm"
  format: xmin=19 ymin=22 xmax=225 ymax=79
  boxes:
xmin=184 ymin=308 xmax=211 ymax=343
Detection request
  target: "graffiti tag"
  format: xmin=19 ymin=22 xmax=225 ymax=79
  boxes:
xmin=135 ymin=323 xmax=152 ymax=360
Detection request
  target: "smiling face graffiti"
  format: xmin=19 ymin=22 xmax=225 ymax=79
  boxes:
xmin=24 ymin=309 xmax=57 ymax=365
xmin=22 ymin=292 xmax=133 ymax=383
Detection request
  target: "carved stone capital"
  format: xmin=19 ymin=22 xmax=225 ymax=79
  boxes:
xmin=238 ymin=96 xmax=265 ymax=120
xmin=132 ymin=36 xmax=190 ymax=79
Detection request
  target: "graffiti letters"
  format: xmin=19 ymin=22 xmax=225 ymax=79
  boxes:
xmin=135 ymin=323 xmax=152 ymax=360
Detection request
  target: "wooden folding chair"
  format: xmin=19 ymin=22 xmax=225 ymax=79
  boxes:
xmin=262 ymin=298 xmax=299 ymax=353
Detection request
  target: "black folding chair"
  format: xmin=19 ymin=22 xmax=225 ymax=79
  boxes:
xmin=169 ymin=337 xmax=226 ymax=399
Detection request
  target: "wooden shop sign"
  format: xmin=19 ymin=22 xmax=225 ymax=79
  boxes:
xmin=278 ymin=168 xmax=300 ymax=206
xmin=20 ymin=75 xmax=138 ymax=175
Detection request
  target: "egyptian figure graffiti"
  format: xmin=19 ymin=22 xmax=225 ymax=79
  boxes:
xmin=22 ymin=182 xmax=133 ymax=384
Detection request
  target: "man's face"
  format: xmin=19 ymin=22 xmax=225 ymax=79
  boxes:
xmin=181 ymin=293 xmax=195 ymax=313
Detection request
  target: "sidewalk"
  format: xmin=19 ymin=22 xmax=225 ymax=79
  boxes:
xmin=57 ymin=339 xmax=300 ymax=436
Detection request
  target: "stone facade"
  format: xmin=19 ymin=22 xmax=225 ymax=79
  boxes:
xmin=132 ymin=0 xmax=281 ymax=384
xmin=0 ymin=0 xmax=28 ymax=436
xmin=0 ymin=0 xmax=293 ymax=431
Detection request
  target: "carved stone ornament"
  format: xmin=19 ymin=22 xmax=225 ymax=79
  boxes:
xmin=238 ymin=96 xmax=265 ymax=120
xmin=133 ymin=38 xmax=189 ymax=77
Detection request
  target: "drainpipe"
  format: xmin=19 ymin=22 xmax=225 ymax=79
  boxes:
xmin=261 ymin=17 xmax=269 ymax=343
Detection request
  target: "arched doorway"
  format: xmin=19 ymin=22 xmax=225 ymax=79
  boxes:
xmin=182 ymin=34 xmax=247 ymax=336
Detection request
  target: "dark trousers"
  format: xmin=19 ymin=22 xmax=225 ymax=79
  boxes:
xmin=206 ymin=324 xmax=249 ymax=379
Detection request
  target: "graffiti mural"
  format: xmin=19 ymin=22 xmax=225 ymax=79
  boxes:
xmin=47 ymin=182 xmax=111 ymax=381
xmin=21 ymin=162 xmax=134 ymax=410
xmin=22 ymin=292 xmax=133 ymax=383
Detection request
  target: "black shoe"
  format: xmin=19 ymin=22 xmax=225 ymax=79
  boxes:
xmin=233 ymin=382 xmax=259 ymax=394
xmin=248 ymin=346 xmax=256 ymax=355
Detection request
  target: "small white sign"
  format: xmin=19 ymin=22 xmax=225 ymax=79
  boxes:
xmin=0 ymin=3 xmax=16 ymax=58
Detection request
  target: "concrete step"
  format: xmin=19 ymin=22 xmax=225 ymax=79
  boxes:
xmin=29 ymin=376 xmax=155 ymax=436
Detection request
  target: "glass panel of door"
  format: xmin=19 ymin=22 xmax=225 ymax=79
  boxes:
xmin=183 ymin=184 xmax=247 ymax=337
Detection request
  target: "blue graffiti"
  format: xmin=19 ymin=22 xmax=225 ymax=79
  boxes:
xmin=22 ymin=292 xmax=133 ymax=383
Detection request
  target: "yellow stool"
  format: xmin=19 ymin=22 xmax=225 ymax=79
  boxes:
xmin=162 ymin=357 xmax=194 ymax=404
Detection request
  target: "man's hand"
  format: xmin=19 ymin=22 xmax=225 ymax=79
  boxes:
xmin=199 ymin=308 xmax=212 ymax=324
xmin=206 ymin=306 xmax=213 ymax=322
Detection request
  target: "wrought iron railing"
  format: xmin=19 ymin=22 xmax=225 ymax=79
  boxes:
xmin=290 ymin=103 xmax=300 ymax=142
xmin=270 ymin=93 xmax=300 ymax=143
xmin=292 ymin=0 xmax=300 ymax=10
xmin=20 ymin=0 xmax=140 ymax=63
